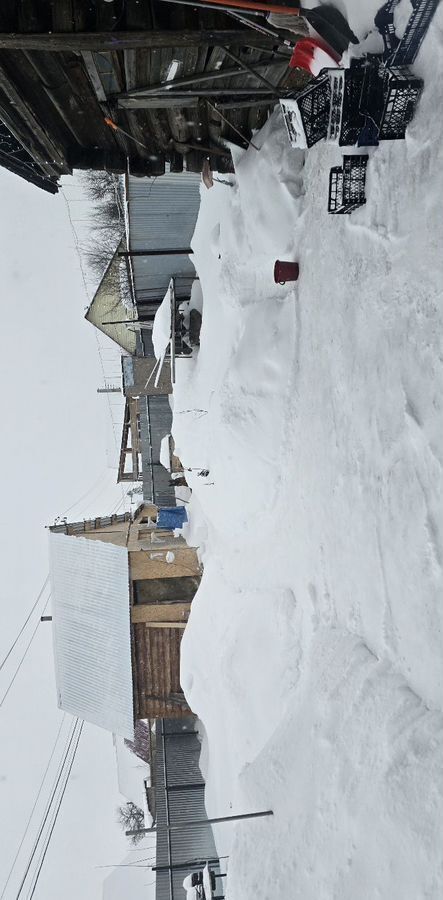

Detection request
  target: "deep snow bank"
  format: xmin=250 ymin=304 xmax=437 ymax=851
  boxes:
xmin=172 ymin=2 xmax=443 ymax=896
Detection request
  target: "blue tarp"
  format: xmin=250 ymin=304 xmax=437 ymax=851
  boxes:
xmin=157 ymin=507 xmax=188 ymax=530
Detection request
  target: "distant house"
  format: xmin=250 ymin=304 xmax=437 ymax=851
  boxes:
xmin=49 ymin=505 xmax=201 ymax=737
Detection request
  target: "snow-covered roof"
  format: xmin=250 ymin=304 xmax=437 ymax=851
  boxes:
xmin=114 ymin=734 xmax=150 ymax=807
xmin=49 ymin=532 xmax=134 ymax=738
xmin=152 ymin=282 xmax=172 ymax=361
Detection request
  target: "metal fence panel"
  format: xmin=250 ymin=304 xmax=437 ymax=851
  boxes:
xmin=139 ymin=395 xmax=176 ymax=507
xmin=127 ymin=173 xmax=201 ymax=303
xmin=155 ymin=719 xmax=223 ymax=900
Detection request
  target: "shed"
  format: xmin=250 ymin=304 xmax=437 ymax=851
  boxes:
xmin=85 ymin=240 xmax=138 ymax=355
xmin=0 ymin=1 xmax=297 ymax=191
xmin=49 ymin=506 xmax=201 ymax=733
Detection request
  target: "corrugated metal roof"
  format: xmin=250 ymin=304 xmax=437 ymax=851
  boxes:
xmin=49 ymin=532 xmax=134 ymax=738
xmin=127 ymin=173 xmax=201 ymax=303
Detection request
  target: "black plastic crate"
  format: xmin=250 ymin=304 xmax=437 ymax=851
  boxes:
xmin=379 ymin=67 xmax=423 ymax=138
xmin=389 ymin=0 xmax=440 ymax=65
xmin=374 ymin=0 xmax=402 ymax=60
xmin=338 ymin=63 xmax=369 ymax=146
xmin=293 ymin=74 xmax=331 ymax=147
xmin=328 ymin=155 xmax=368 ymax=214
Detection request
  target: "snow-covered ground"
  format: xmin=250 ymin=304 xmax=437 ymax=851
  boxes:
xmin=171 ymin=2 xmax=443 ymax=897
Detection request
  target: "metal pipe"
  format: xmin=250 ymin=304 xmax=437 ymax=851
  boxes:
xmin=127 ymin=808 xmax=274 ymax=835
xmin=119 ymin=56 xmax=286 ymax=97
xmin=221 ymin=45 xmax=280 ymax=93
xmin=119 ymin=248 xmax=193 ymax=257
xmin=121 ymin=87 xmax=281 ymax=96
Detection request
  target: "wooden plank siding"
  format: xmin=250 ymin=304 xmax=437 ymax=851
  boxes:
xmin=0 ymin=0 xmax=308 ymax=188
xmin=132 ymin=623 xmax=190 ymax=718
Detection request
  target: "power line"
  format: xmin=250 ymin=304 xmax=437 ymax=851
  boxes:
xmin=0 ymin=577 xmax=49 ymax=676
xmin=0 ymin=594 xmax=51 ymax=710
xmin=15 ymin=718 xmax=82 ymax=900
xmin=26 ymin=721 xmax=84 ymax=900
xmin=0 ymin=714 xmax=67 ymax=900
xmin=59 ymin=471 xmax=108 ymax=519
xmin=60 ymin=186 xmax=125 ymax=467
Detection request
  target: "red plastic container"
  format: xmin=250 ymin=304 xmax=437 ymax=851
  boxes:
xmin=289 ymin=37 xmax=341 ymax=75
xmin=274 ymin=260 xmax=300 ymax=284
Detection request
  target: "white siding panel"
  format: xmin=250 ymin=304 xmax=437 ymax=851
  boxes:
xmin=50 ymin=533 xmax=134 ymax=738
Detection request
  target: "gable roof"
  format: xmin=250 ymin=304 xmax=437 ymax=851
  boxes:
xmin=49 ymin=532 xmax=134 ymax=738
xmin=85 ymin=240 xmax=137 ymax=354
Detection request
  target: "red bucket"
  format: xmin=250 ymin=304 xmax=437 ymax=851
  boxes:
xmin=274 ymin=260 xmax=299 ymax=285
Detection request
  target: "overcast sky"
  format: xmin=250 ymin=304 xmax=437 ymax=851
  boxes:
xmin=0 ymin=167 xmax=144 ymax=899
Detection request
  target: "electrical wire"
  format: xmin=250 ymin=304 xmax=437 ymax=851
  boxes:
xmin=15 ymin=718 xmax=82 ymax=900
xmin=26 ymin=721 xmax=84 ymax=900
xmin=60 ymin=186 xmax=125 ymax=463
xmin=0 ymin=576 xmax=49 ymax=676
xmin=58 ymin=471 xmax=109 ymax=519
xmin=0 ymin=594 xmax=51 ymax=710
xmin=0 ymin=714 xmax=66 ymax=900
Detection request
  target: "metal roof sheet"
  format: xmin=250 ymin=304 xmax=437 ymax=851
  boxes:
xmin=126 ymin=173 xmax=200 ymax=302
xmin=49 ymin=532 xmax=134 ymax=738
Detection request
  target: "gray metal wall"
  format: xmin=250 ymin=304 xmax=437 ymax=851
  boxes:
xmin=127 ymin=172 xmax=201 ymax=304
xmin=140 ymin=395 xmax=176 ymax=507
xmin=155 ymin=719 xmax=223 ymax=900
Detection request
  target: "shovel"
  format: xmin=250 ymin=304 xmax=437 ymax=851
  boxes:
xmin=160 ymin=0 xmax=358 ymax=56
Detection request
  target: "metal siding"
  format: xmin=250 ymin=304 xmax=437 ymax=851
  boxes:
xmin=127 ymin=173 xmax=201 ymax=304
xmin=50 ymin=533 xmax=134 ymax=738
xmin=140 ymin=395 xmax=176 ymax=507
xmin=155 ymin=719 xmax=222 ymax=900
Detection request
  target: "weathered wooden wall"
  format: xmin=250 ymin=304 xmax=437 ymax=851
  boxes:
xmin=132 ymin=622 xmax=191 ymax=718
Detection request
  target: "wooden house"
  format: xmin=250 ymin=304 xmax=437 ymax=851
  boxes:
xmin=0 ymin=0 xmax=301 ymax=192
xmin=49 ymin=504 xmax=201 ymax=736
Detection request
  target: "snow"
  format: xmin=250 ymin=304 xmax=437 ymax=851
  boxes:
xmin=113 ymin=734 xmax=150 ymax=810
xmin=159 ymin=433 xmax=171 ymax=471
xmin=170 ymin=2 xmax=443 ymax=897
xmin=152 ymin=283 xmax=172 ymax=361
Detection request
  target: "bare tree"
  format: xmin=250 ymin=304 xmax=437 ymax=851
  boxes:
xmin=116 ymin=801 xmax=145 ymax=845
xmin=79 ymin=170 xmax=128 ymax=293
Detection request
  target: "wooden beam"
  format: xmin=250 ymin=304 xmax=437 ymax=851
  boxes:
xmin=0 ymin=30 xmax=275 ymax=51
xmin=131 ymin=602 xmax=191 ymax=624
xmin=138 ymin=620 xmax=186 ymax=629
xmin=0 ymin=61 xmax=67 ymax=171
